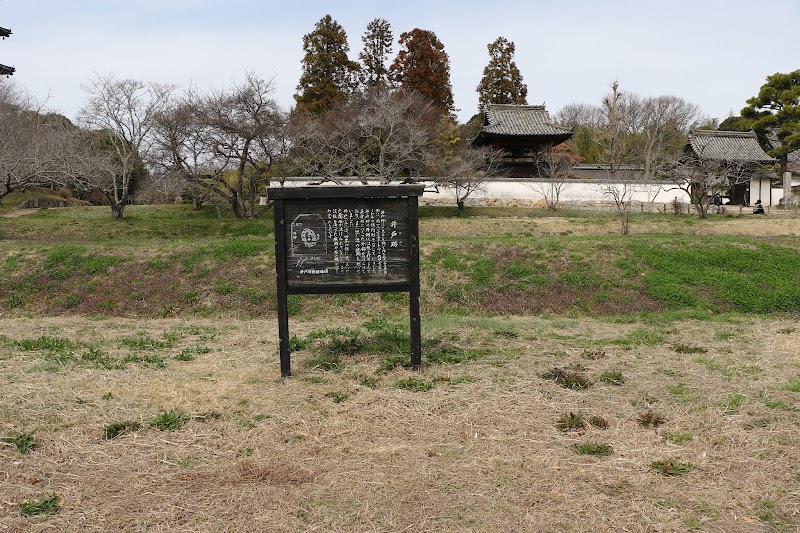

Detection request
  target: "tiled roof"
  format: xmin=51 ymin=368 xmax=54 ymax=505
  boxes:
xmin=0 ymin=27 xmax=11 ymax=39
xmin=482 ymin=104 xmax=573 ymax=137
xmin=687 ymin=130 xmax=774 ymax=164
xmin=0 ymin=64 xmax=14 ymax=76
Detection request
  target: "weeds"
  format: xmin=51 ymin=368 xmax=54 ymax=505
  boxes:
xmin=673 ymin=343 xmax=708 ymax=354
xmin=150 ymin=410 xmax=189 ymax=431
xmin=304 ymin=354 xmax=344 ymax=372
xmin=556 ymin=412 xmax=585 ymax=432
xmin=639 ymin=410 xmax=667 ymax=428
xmin=573 ymin=442 xmax=613 ymax=457
xmin=19 ymin=493 xmax=63 ymax=516
xmin=104 ymin=420 xmax=141 ymax=439
xmin=325 ymin=391 xmax=349 ymax=403
xmin=3 ymin=430 xmax=37 ymax=454
xmin=600 ymin=370 xmax=625 ymax=385
xmin=542 ymin=367 xmax=591 ymax=390
xmin=784 ymin=379 xmax=800 ymax=393
xmin=119 ymin=334 xmax=174 ymax=351
xmin=651 ymin=460 xmax=694 ymax=476
xmin=395 ymin=378 xmax=434 ymax=392
xmin=356 ymin=373 xmax=379 ymax=388
xmin=666 ymin=432 xmax=694 ymax=445
xmin=175 ymin=346 xmax=211 ymax=361
xmin=588 ymin=416 xmax=609 ymax=429
xmin=581 ymin=349 xmax=606 ymax=360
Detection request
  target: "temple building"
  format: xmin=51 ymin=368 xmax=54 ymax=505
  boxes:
xmin=1 ymin=26 xmax=14 ymax=76
xmin=471 ymin=104 xmax=574 ymax=177
xmin=684 ymin=129 xmax=776 ymax=205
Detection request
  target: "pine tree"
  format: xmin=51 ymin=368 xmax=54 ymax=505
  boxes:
xmin=390 ymin=28 xmax=454 ymax=114
xmin=741 ymin=70 xmax=800 ymax=174
xmin=477 ymin=37 xmax=527 ymax=110
xmin=359 ymin=18 xmax=393 ymax=88
xmin=295 ymin=15 xmax=360 ymax=115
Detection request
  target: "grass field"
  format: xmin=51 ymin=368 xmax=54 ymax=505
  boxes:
xmin=1 ymin=200 xmax=799 ymax=531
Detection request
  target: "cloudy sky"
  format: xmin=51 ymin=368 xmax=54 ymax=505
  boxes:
xmin=2 ymin=0 xmax=798 ymax=124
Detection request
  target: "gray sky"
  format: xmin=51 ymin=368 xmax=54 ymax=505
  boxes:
xmin=2 ymin=0 xmax=798 ymax=124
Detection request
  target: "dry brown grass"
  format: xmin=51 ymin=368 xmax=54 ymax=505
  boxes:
xmin=421 ymin=211 xmax=800 ymax=238
xmin=1 ymin=314 xmax=798 ymax=532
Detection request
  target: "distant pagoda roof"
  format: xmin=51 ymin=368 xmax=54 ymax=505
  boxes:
xmin=0 ymin=64 xmax=14 ymax=76
xmin=473 ymin=104 xmax=574 ymax=147
xmin=0 ymin=27 xmax=11 ymax=39
xmin=687 ymin=130 xmax=774 ymax=165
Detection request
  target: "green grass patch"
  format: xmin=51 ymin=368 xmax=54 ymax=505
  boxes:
xmin=19 ymin=493 xmax=62 ymax=516
xmin=119 ymin=334 xmax=174 ymax=351
xmin=784 ymin=379 xmax=800 ymax=393
xmin=651 ymin=460 xmax=694 ymax=476
xmin=3 ymin=430 xmax=37 ymax=454
xmin=638 ymin=410 xmax=667 ymax=428
xmin=673 ymin=343 xmax=708 ymax=354
xmin=150 ymin=410 xmax=190 ymax=431
xmin=43 ymin=245 xmax=121 ymax=279
xmin=600 ymin=370 xmax=625 ymax=385
xmin=556 ymin=412 xmax=585 ymax=432
xmin=104 ymin=420 xmax=142 ymax=439
xmin=395 ymin=378 xmax=435 ymax=392
xmin=542 ymin=367 xmax=591 ymax=390
xmin=174 ymin=346 xmax=211 ymax=361
xmin=666 ymin=432 xmax=694 ymax=445
xmin=573 ymin=442 xmax=613 ymax=457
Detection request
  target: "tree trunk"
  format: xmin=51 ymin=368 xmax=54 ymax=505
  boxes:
xmin=111 ymin=202 xmax=126 ymax=220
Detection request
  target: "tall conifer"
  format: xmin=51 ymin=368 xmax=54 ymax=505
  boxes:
xmin=477 ymin=37 xmax=528 ymax=109
xmin=295 ymin=15 xmax=359 ymax=115
xmin=359 ymin=18 xmax=393 ymax=88
xmin=390 ymin=29 xmax=454 ymax=114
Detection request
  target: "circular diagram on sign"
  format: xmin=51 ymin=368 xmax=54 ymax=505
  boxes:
xmin=300 ymin=227 xmax=319 ymax=248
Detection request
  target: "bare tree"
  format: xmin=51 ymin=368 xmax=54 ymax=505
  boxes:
xmin=290 ymin=88 xmax=435 ymax=184
xmin=528 ymin=143 xmax=578 ymax=210
xmin=289 ymin=102 xmax=362 ymax=183
xmin=201 ymin=73 xmax=288 ymax=218
xmin=553 ymin=102 xmax=603 ymax=129
xmin=434 ymin=145 xmax=506 ymax=211
xmin=596 ymin=81 xmax=635 ymax=234
xmin=670 ymin=150 xmax=751 ymax=219
xmin=628 ymin=94 xmax=704 ymax=180
xmin=78 ymin=73 xmax=175 ymax=219
xmin=0 ymin=81 xmax=74 ymax=202
xmin=153 ymin=89 xmax=224 ymax=210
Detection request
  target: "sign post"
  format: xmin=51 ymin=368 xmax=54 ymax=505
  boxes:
xmin=269 ymin=185 xmax=424 ymax=377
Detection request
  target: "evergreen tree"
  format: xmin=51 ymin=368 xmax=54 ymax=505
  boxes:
xmin=477 ymin=37 xmax=527 ymax=109
xmin=359 ymin=18 xmax=393 ymax=88
xmin=295 ymin=15 xmax=359 ymax=115
xmin=741 ymin=70 xmax=800 ymax=173
xmin=390 ymin=28 xmax=454 ymax=114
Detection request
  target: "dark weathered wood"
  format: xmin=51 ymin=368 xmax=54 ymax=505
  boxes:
xmin=288 ymin=283 xmax=411 ymax=295
xmin=273 ymin=199 xmax=292 ymax=377
xmin=407 ymin=195 xmax=422 ymax=369
xmin=268 ymin=185 xmax=424 ymax=200
xmin=270 ymin=185 xmax=423 ymax=377
xmin=283 ymin=198 xmax=411 ymax=289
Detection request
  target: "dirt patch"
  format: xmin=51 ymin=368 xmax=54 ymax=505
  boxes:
xmin=0 ymin=209 xmax=39 ymax=218
xmin=0 ymin=315 xmax=798 ymax=531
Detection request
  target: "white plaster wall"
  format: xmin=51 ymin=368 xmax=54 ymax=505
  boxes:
xmin=275 ymin=178 xmax=785 ymax=209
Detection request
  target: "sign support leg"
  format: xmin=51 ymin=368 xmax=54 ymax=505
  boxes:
xmin=408 ymin=196 xmax=422 ymax=369
xmin=274 ymin=199 xmax=291 ymax=377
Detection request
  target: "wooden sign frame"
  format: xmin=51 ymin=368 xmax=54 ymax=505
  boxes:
xmin=269 ymin=185 xmax=424 ymax=377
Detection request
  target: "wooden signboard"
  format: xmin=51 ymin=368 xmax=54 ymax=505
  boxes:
xmin=269 ymin=185 xmax=424 ymax=377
